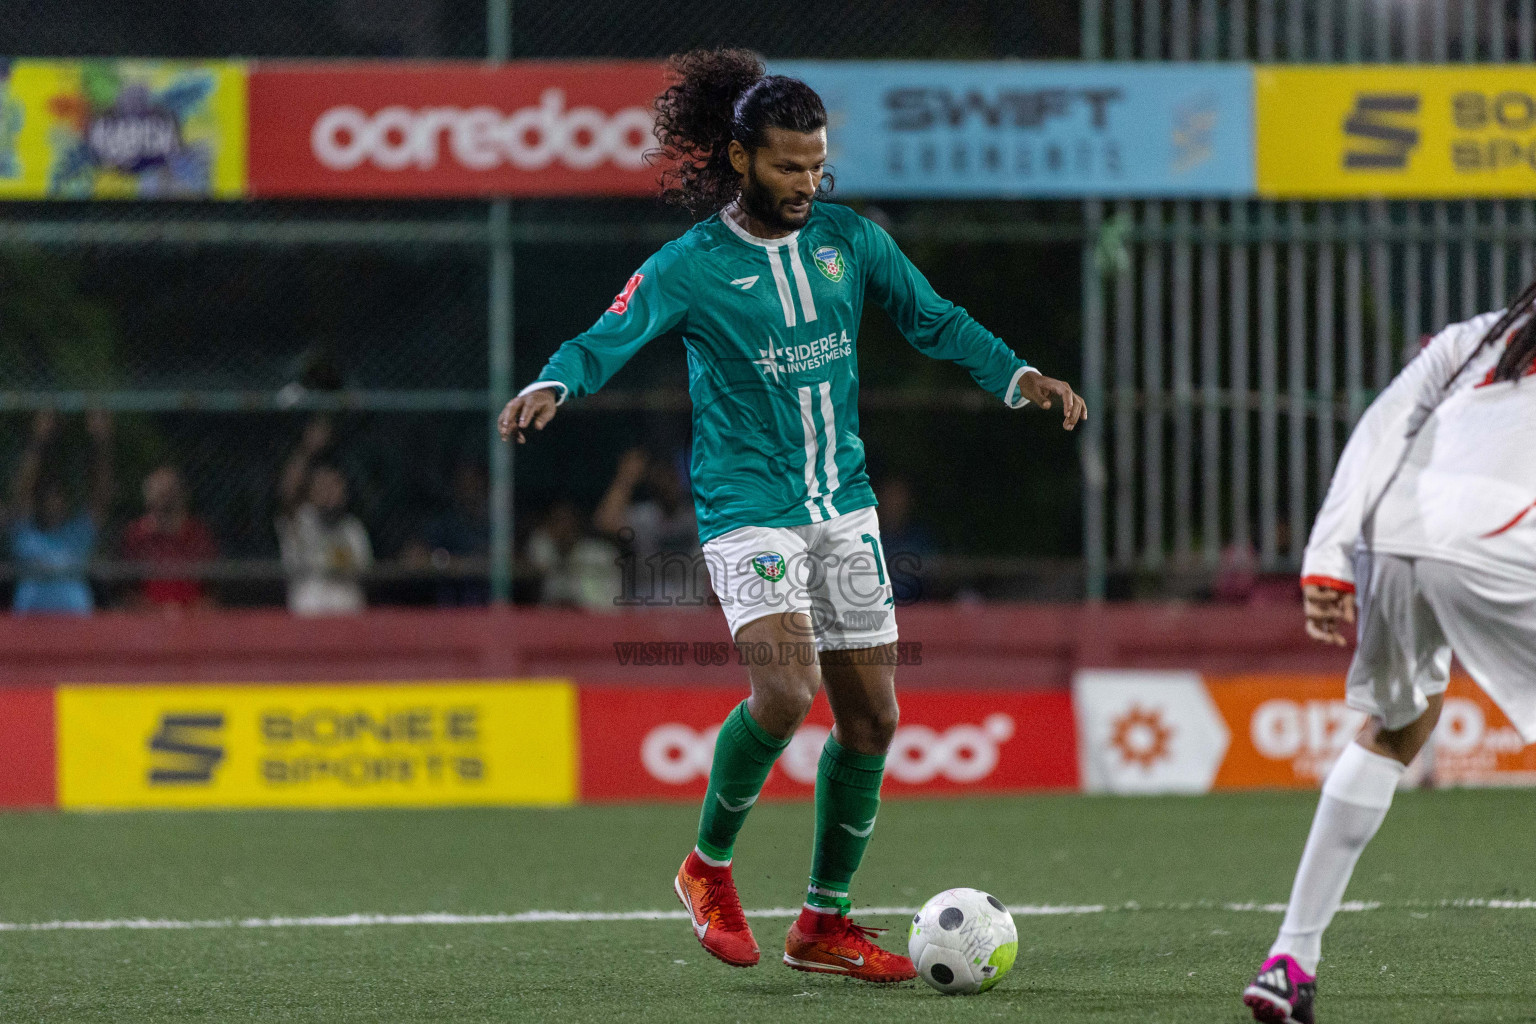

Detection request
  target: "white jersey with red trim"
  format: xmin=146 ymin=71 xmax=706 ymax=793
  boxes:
xmin=1302 ymin=309 xmax=1536 ymax=591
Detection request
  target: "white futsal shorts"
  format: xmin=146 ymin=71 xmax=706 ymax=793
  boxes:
xmin=1348 ymin=552 xmax=1536 ymax=743
xmin=702 ymin=504 xmax=899 ymax=651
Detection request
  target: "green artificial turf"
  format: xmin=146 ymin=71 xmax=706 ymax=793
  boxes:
xmin=1 ymin=790 xmax=1533 ymax=1022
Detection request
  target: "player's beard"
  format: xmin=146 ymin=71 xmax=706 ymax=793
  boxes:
xmin=739 ymin=162 xmax=811 ymax=233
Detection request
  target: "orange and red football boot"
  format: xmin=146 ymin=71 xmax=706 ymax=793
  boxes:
xmin=783 ymin=907 xmax=917 ymax=983
xmin=674 ymin=850 xmax=759 ymax=967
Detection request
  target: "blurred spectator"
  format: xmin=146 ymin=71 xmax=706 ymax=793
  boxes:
xmin=526 ymin=499 xmax=620 ymax=612
xmin=120 ymin=465 xmax=219 ymax=611
xmin=276 ymin=417 xmax=373 ymax=616
xmin=875 ymin=475 xmax=936 ymax=602
xmin=595 ymin=446 xmax=700 ymax=604
xmin=9 ymin=410 xmax=112 ymax=616
xmin=1214 ymin=521 xmax=1301 ymax=605
xmin=407 ymin=460 xmax=491 ymax=607
xmin=595 ymin=447 xmax=699 ymax=558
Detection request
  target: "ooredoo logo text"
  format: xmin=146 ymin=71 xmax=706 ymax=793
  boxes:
xmin=309 ymin=89 xmax=654 ymax=174
xmin=640 ymin=715 xmax=1017 ymax=787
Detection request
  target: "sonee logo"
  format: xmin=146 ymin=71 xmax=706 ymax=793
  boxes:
xmin=148 ymin=713 xmax=226 ymax=785
xmin=1342 ymin=93 xmax=1420 ymax=170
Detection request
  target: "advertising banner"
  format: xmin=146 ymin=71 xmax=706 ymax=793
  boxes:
xmin=56 ymin=681 xmax=576 ymax=810
xmin=1257 ymin=66 xmax=1536 ymax=197
xmin=0 ymin=59 xmax=247 ymax=199
xmin=0 ymin=687 xmax=55 ymax=808
xmin=247 ymin=62 xmax=668 ymax=198
xmin=776 ymin=61 xmax=1255 ymax=198
xmin=1075 ymin=670 xmax=1536 ymax=794
xmin=578 ymin=686 xmax=1078 ymax=801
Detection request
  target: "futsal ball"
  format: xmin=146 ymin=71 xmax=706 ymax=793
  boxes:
xmin=907 ymin=887 xmax=1018 ymax=995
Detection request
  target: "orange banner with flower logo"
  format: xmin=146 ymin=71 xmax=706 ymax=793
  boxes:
xmin=1075 ymin=671 xmax=1536 ymax=793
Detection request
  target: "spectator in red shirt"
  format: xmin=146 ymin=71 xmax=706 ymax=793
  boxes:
xmin=120 ymin=466 xmax=219 ymax=610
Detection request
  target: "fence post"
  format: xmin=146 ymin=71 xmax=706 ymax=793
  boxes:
xmin=488 ymin=0 xmax=514 ymax=605
xmin=1082 ymin=200 xmax=1107 ymax=601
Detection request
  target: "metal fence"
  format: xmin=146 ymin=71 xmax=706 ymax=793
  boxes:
xmin=5 ymin=0 xmax=1525 ymax=610
xmin=0 ymin=0 xmax=1091 ymax=613
xmin=1078 ymin=0 xmax=1536 ymax=599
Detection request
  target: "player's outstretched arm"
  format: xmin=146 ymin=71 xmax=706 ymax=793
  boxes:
xmin=1016 ymin=373 xmax=1087 ymax=431
xmin=498 ymin=389 xmax=558 ymax=445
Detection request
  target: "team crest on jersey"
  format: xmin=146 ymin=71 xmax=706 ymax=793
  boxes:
xmin=812 ymin=246 xmax=845 ymax=283
xmin=750 ymin=552 xmax=787 ymax=583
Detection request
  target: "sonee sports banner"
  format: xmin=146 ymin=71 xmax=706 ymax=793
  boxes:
xmin=55 ymin=681 xmax=576 ymax=810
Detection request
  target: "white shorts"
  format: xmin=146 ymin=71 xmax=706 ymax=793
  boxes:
xmin=1348 ymin=552 xmax=1536 ymax=742
xmin=702 ymin=504 xmax=899 ymax=651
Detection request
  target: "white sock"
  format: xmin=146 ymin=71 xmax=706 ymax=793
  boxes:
xmin=1269 ymin=742 xmax=1405 ymax=975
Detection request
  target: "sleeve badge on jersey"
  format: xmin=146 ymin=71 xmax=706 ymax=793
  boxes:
xmin=608 ymin=273 xmax=645 ymax=314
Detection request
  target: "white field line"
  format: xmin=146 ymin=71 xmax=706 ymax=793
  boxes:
xmin=2 ymin=899 xmax=1534 ymax=934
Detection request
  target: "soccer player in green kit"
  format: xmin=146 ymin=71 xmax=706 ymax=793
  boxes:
xmin=499 ymin=49 xmax=1085 ymax=982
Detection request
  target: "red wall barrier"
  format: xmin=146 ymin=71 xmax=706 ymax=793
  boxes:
xmin=0 ymin=686 xmax=55 ymax=808
xmin=0 ymin=603 xmax=1342 ymax=687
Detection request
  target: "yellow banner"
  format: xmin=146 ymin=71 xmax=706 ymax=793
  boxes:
xmin=0 ymin=59 xmax=246 ymax=199
xmin=1258 ymin=66 xmax=1536 ymax=198
xmin=57 ymin=681 xmax=575 ymax=809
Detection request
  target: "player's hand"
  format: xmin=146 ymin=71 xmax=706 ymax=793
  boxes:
xmin=1302 ymin=583 xmax=1356 ymax=647
xmin=498 ymin=389 xmax=559 ymax=444
xmin=1018 ymin=374 xmax=1087 ymax=431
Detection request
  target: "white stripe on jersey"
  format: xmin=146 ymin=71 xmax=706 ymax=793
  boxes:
xmin=817 ymin=380 xmax=839 ymax=516
xmin=798 ymin=385 xmax=824 ymax=522
xmin=765 ymin=246 xmax=797 ymax=328
xmin=786 ymin=243 xmax=818 ymax=323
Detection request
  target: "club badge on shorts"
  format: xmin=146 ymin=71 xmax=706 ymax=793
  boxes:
xmin=812 ymin=245 xmax=845 ymax=283
xmin=751 ymin=552 xmax=786 ymax=582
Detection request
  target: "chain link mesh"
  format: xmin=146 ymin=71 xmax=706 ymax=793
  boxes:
xmin=2 ymin=0 xmax=1096 ymax=612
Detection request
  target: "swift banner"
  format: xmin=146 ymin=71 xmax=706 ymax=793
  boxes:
xmin=247 ymin=62 xmax=668 ymax=198
xmin=775 ymin=61 xmax=1255 ymax=197
xmin=1075 ymin=670 xmax=1536 ymax=794
xmin=579 ymin=686 xmax=1078 ymax=801
xmin=56 ymin=681 xmax=576 ymax=810
xmin=0 ymin=59 xmax=247 ymax=199
xmin=1257 ymin=66 xmax=1536 ymax=197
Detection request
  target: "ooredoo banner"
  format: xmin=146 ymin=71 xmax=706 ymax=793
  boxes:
xmin=0 ymin=686 xmax=54 ymax=808
xmin=56 ymin=681 xmax=577 ymax=810
xmin=578 ymin=686 xmax=1078 ymax=801
xmin=247 ymin=62 xmax=668 ymax=198
xmin=1074 ymin=670 xmax=1536 ymax=794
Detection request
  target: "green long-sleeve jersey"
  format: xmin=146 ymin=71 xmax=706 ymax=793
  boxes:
xmin=523 ymin=201 xmax=1037 ymax=545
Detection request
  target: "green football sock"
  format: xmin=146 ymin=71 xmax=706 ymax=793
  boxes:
xmin=806 ymin=734 xmax=886 ymax=914
xmin=694 ymin=701 xmax=789 ymax=863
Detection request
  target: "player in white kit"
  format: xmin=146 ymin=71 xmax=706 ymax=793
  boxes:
xmin=1242 ymin=287 xmax=1536 ymax=1024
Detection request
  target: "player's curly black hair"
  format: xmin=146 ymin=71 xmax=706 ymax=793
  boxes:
xmin=650 ymin=48 xmax=831 ymax=216
xmin=1450 ymin=278 xmax=1536 ymax=388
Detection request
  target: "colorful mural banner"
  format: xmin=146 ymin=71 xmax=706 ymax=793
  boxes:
xmin=0 ymin=59 xmax=247 ymax=199
xmin=55 ymin=681 xmax=577 ymax=810
xmin=775 ymin=61 xmax=1256 ymax=198
xmin=1257 ymin=66 xmax=1536 ymax=198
